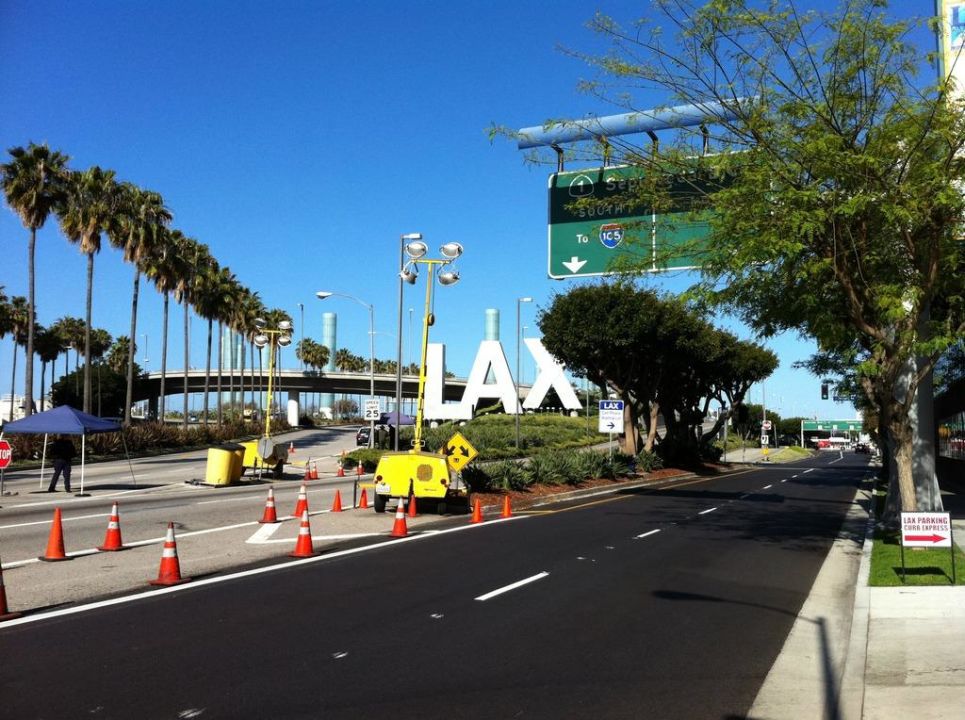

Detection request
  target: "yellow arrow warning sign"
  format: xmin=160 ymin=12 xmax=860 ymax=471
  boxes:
xmin=443 ymin=431 xmax=478 ymax=471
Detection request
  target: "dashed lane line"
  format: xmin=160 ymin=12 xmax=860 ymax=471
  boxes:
xmin=475 ymin=571 xmax=550 ymax=602
xmin=634 ymin=529 xmax=661 ymax=540
xmin=698 ymin=507 xmax=718 ymax=515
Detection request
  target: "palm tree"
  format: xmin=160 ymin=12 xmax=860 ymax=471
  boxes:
xmin=34 ymin=325 xmax=63 ymax=411
xmin=108 ymin=183 xmax=171 ymax=425
xmin=193 ymin=263 xmax=236 ymax=426
xmin=51 ymin=316 xmax=85 ymax=398
xmin=143 ymin=228 xmax=186 ymax=421
xmin=172 ymin=235 xmax=209 ymax=428
xmin=57 ymin=166 xmax=122 ymax=413
xmin=4 ymin=296 xmax=29 ymax=420
xmin=228 ymin=287 xmax=264 ymax=416
xmin=1 ymin=144 xmax=69 ymax=417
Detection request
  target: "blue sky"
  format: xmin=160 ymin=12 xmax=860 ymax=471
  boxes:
xmin=0 ymin=1 xmax=935 ymax=421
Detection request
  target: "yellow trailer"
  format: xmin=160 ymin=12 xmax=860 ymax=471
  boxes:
xmin=372 ymin=451 xmax=471 ymax=514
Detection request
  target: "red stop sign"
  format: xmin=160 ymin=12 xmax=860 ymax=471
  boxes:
xmin=0 ymin=439 xmax=12 ymax=469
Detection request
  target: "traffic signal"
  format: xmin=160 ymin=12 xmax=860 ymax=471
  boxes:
xmin=821 ymin=382 xmax=829 ymax=400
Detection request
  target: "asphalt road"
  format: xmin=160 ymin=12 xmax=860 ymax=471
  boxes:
xmin=0 ymin=452 xmax=870 ymax=719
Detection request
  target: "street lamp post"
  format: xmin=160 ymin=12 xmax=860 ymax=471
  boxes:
xmin=316 ymin=291 xmax=376 ymax=449
xmin=251 ymin=318 xmax=293 ymax=440
xmin=397 ymin=233 xmax=422 ymax=451
xmin=515 ymin=297 xmax=532 ymax=449
xmin=297 ymin=302 xmax=304 ymax=370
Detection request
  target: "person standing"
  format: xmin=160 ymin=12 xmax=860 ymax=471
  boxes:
xmin=47 ymin=436 xmax=76 ymax=493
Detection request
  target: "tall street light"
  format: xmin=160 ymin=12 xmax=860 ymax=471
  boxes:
xmin=316 ymin=291 xmax=375 ymax=449
xmin=516 ymin=297 xmax=533 ymax=449
xmin=297 ymin=302 xmax=304 ymax=370
xmin=396 ymin=233 xmax=422 ymax=450
xmin=400 ymin=239 xmax=464 ymax=452
xmin=251 ymin=317 xmax=292 ymax=440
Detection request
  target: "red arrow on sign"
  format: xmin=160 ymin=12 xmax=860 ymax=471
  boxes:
xmin=904 ymin=534 xmax=948 ymax=543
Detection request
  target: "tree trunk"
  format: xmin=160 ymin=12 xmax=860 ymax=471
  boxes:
xmin=183 ymin=299 xmax=189 ymax=429
xmin=124 ymin=267 xmax=140 ymax=426
xmin=83 ymin=252 xmax=95 ymax=414
xmin=40 ymin=361 xmax=46 ymax=412
xmin=160 ymin=293 xmax=169 ymax=421
xmin=25 ymin=227 xmax=36 ymax=416
xmin=203 ymin=317 xmax=212 ymax=427
xmin=8 ymin=342 xmax=18 ymax=421
xmin=217 ymin=321 xmax=223 ymax=426
xmin=620 ymin=395 xmax=641 ymax=454
xmin=645 ymin=402 xmax=660 ymax=453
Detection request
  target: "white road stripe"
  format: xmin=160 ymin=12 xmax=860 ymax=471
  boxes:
xmin=698 ymin=507 xmax=717 ymax=515
xmin=246 ymin=523 xmax=282 ymax=544
xmin=763 ymin=484 xmax=773 ymax=490
xmin=0 ymin=512 xmax=107 ymax=530
xmin=634 ymin=529 xmax=661 ymax=539
xmin=803 ymin=469 xmax=814 ymax=474
xmin=739 ymin=494 xmax=750 ymax=499
xmin=475 ymin=572 xmax=550 ymax=602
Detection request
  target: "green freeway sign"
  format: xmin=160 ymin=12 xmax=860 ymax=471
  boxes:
xmin=802 ymin=420 xmax=863 ymax=432
xmin=547 ymin=165 xmax=712 ymax=279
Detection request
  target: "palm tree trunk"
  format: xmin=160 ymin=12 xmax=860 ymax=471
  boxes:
xmin=124 ymin=267 xmax=140 ymax=425
xmin=183 ymin=299 xmax=189 ymax=429
xmin=25 ymin=227 xmax=36 ymax=417
xmin=203 ymin=317 xmax=212 ymax=427
xmin=217 ymin=321 xmax=224 ymax=426
xmin=40 ymin=360 xmax=46 ymax=412
xmin=8 ymin=342 xmax=18 ymax=421
xmin=160 ymin=293 xmax=169 ymax=421
xmin=83 ymin=252 xmax=94 ymax=414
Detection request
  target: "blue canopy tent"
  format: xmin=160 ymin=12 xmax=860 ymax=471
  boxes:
xmin=378 ymin=411 xmax=415 ymax=426
xmin=1 ymin=406 xmax=124 ymax=495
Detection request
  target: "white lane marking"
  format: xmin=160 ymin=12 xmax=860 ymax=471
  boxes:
xmin=475 ymin=571 xmax=550 ymax=602
xmin=762 ymin=484 xmax=773 ymax=490
xmin=803 ymin=469 xmax=814 ymax=474
xmin=829 ymin=457 xmax=843 ymax=464
xmin=253 ymin=533 xmax=382 ymax=545
xmin=634 ymin=529 xmax=661 ymax=539
xmin=739 ymin=493 xmax=750 ymax=499
xmin=791 ymin=475 xmax=799 ymax=478
xmin=781 ymin=479 xmax=787 ymax=483
xmin=246 ymin=523 xmax=282 ymax=544
xmin=0 ymin=514 xmax=522 ymax=627
xmin=197 ymin=496 xmax=262 ymax=505
xmin=698 ymin=507 xmax=718 ymax=515
xmin=0 ymin=512 xmax=107 ymax=530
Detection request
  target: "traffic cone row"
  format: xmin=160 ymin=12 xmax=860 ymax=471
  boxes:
xmin=331 ymin=490 xmax=343 ymax=513
xmin=470 ymin=498 xmax=483 ymax=524
xmin=390 ymin=501 xmax=408 ymax=538
xmin=337 ymin=451 xmax=346 ymax=478
xmin=310 ymin=461 xmax=318 ymax=480
xmin=358 ymin=488 xmax=368 ymax=509
xmin=289 ymin=510 xmax=318 ymax=558
xmin=407 ymin=494 xmax=418 ymax=518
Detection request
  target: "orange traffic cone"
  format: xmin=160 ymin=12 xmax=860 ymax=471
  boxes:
xmin=303 ymin=464 xmax=311 ymax=481
xmin=259 ymin=487 xmax=279 ymax=524
xmin=97 ymin=501 xmax=128 ymax=551
xmin=407 ymin=493 xmax=418 ymax=518
xmin=357 ymin=487 xmax=369 ymax=509
xmin=0 ymin=553 xmax=22 ymax=621
xmin=38 ymin=508 xmax=72 ymax=562
xmin=390 ymin=501 xmax=408 ymax=538
xmin=470 ymin=497 xmax=483 ymax=524
xmin=292 ymin=483 xmax=308 ymax=518
xmin=310 ymin=461 xmax=318 ymax=480
xmin=331 ymin=489 xmax=343 ymax=513
xmin=149 ymin=522 xmax=191 ymax=586
xmin=289 ymin=441 xmax=295 ymax=454
xmin=337 ymin=452 xmax=346 ymax=477
xmin=289 ymin=510 xmax=319 ymax=558
xmin=356 ymin=462 xmax=364 ymax=477
xmin=501 ymin=495 xmax=512 ymax=518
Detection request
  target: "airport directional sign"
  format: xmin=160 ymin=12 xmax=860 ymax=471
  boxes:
xmin=547 ymin=165 xmax=712 ymax=279
xmin=801 ymin=419 xmax=863 ymax=432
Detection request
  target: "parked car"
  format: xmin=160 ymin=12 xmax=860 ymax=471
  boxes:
xmin=356 ymin=426 xmax=370 ymax=446
xmin=854 ymin=442 xmax=871 ymax=454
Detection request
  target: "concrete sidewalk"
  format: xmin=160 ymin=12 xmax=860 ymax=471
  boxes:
xmin=749 ymin=484 xmax=965 ymax=719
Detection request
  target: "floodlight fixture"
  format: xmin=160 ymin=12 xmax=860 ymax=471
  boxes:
xmin=400 ymin=264 xmax=418 ymax=284
xmin=438 ymin=270 xmax=460 ymax=286
xmin=277 ymin=335 xmax=292 ymax=347
xmin=404 ymin=241 xmax=428 ymax=259
xmin=253 ymin=333 xmax=269 ymax=347
xmin=439 ymin=242 xmax=463 ymax=259
xmin=401 ymin=232 xmax=423 ymax=241
xmin=253 ymin=317 xmax=267 ymax=329
xmin=278 ymin=320 xmax=293 ymax=331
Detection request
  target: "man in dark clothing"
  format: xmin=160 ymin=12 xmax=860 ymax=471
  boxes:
xmin=47 ymin=436 xmax=76 ymax=493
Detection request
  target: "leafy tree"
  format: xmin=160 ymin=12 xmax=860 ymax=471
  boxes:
xmin=333 ymin=398 xmax=358 ymax=420
xmin=106 ymin=335 xmax=138 ymax=375
xmin=2 ymin=295 xmax=28 ymax=419
xmin=34 ymin=324 xmax=63 ymax=411
xmin=548 ymin=0 xmax=964 ymax=511
xmin=1 ymin=143 xmax=69 ymax=417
